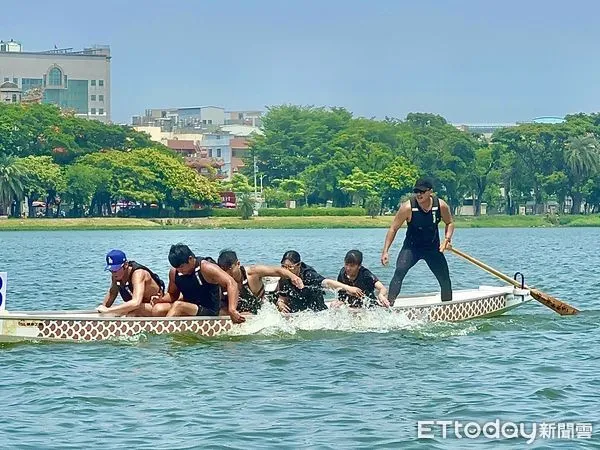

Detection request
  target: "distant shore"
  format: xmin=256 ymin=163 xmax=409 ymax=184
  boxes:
xmin=0 ymin=214 xmax=598 ymax=231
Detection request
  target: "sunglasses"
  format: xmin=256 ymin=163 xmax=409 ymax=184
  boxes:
xmin=413 ymin=188 xmax=428 ymax=194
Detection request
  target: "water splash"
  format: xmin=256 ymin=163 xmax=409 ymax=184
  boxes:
xmin=226 ymin=302 xmax=427 ymax=336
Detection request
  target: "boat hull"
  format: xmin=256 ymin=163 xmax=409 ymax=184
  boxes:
xmin=0 ymin=286 xmax=531 ymax=343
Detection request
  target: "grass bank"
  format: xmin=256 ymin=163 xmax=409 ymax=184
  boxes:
xmin=0 ymin=217 xmax=162 ymax=231
xmin=1 ymin=214 xmax=600 ymax=231
xmin=0 ymin=215 xmax=600 ymax=231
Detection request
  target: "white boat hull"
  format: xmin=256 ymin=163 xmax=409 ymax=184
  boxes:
xmin=0 ymin=286 xmax=532 ymax=343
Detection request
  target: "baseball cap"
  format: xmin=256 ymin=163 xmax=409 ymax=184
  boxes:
xmin=413 ymin=178 xmax=434 ymax=192
xmin=105 ymin=249 xmax=127 ymax=272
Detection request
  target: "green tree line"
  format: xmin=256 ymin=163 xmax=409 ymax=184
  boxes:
xmin=0 ymin=103 xmax=220 ymax=217
xmin=245 ymin=106 xmax=600 ymax=215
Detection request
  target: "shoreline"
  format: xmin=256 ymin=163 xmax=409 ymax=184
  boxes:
xmin=0 ymin=214 xmax=599 ymax=231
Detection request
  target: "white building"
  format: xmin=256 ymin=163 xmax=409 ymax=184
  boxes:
xmin=0 ymin=40 xmax=111 ymax=122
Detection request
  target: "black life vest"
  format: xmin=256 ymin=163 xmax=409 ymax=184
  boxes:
xmin=404 ymin=195 xmax=442 ymax=249
xmin=117 ymin=261 xmax=165 ymax=302
xmin=222 ymin=265 xmax=264 ymax=314
xmin=174 ymin=257 xmax=221 ymax=313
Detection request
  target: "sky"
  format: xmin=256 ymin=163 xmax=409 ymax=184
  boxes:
xmin=3 ymin=0 xmax=599 ymax=124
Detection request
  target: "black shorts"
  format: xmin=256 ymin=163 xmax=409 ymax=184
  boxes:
xmin=196 ymin=305 xmax=219 ymax=316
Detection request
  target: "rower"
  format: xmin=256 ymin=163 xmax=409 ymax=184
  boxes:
xmin=217 ymin=249 xmax=304 ymax=314
xmin=97 ymin=249 xmax=165 ymax=317
xmin=381 ymin=177 xmax=454 ymax=304
xmin=276 ymin=250 xmax=364 ymax=313
xmin=332 ymin=249 xmax=390 ymax=308
xmin=152 ymin=243 xmax=245 ymax=323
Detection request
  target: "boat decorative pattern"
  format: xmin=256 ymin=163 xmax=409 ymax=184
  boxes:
xmin=402 ymin=294 xmax=506 ymax=322
xmin=34 ymin=317 xmax=233 ymax=341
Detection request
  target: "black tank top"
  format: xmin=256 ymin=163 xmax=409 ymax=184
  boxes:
xmin=174 ymin=257 xmax=221 ymax=312
xmin=403 ymin=196 xmax=441 ymax=250
xmin=222 ymin=266 xmax=264 ymax=314
xmin=117 ymin=261 xmax=165 ymax=302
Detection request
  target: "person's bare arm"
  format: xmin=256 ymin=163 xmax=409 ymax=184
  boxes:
xmin=100 ymin=271 xmax=148 ymax=315
xmin=248 ymin=265 xmax=304 ymax=289
xmin=102 ymin=282 xmax=119 ymax=307
xmin=153 ymin=269 xmax=180 ymax=304
xmin=439 ymin=199 xmax=454 ymax=252
xmin=381 ymin=201 xmax=411 ymax=265
xmin=201 ymin=261 xmax=246 ymax=323
xmin=374 ymin=280 xmax=390 ymax=307
xmin=322 ymin=279 xmax=364 ymax=297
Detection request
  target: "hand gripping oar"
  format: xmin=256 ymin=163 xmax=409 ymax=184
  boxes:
xmin=449 ymin=246 xmax=579 ymax=316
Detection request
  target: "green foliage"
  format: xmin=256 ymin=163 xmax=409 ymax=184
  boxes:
xmin=237 ymin=193 xmax=255 ymax=220
xmin=0 ymin=103 xmax=156 ymax=162
xmin=257 ymin=207 xmax=366 ymax=217
xmin=339 ymin=168 xmax=378 ymax=206
xmin=0 ymin=154 xmax=25 ymax=215
xmin=210 ymin=207 xmax=366 ymax=217
xmin=377 ymin=157 xmax=419 ymax=209
xmin=63 ymin=164 xmax=110 ymax=217
xmin=263 ymin=187 xmax=288 ymax=208
xmin=364 ymin=195 xmax=382 ymax=218
xmin=221 ymin=173 xmax=253 ymax=194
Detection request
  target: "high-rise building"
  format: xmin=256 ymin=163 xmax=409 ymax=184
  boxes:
xmin=0 ymin=39 xmax=111 ymax=122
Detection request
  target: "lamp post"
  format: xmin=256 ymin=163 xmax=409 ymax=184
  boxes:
xmin=253 ymin=155 xmax=258 ymax=200
xmin=260 ymin=174 xmax=266 ymax=196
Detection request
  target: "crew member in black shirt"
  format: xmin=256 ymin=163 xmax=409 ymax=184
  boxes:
xmin=333 ymin=249 xmax=389 ymax=308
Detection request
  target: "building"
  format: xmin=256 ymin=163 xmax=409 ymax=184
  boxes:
xmin=199 ymin=132 xmax=232 ymax=179
xmin=133 ymin=115 xmax=264 ymax=180
xmin=0 ymin=81 xmax=21 ymax=103
xmin=225 ymin=110 xmax=262 ymax=127
xmin=0 ymin=39 xmax=111 ymax=122
xmin=132 ymin=107 xmax=264 ymax=131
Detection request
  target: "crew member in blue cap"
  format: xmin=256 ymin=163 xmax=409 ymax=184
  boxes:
xmin=97 ymin=249 xmax=165 ymax=316
xmin=381 ymin=177 xmax=454 ymax=304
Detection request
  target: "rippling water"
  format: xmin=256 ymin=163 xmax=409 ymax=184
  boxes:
xmin=1 ymin=228 xmax=599 ymax=448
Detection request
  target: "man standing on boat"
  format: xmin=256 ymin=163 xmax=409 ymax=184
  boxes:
xmin=152 ymin=243 xmax=246 ymax=323
xmin=97 ymin=249 xmax=165 ymax=316
xmin=381 ymin=178 xmax=454 ymax=304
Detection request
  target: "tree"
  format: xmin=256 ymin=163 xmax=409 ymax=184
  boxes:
xmin=563 ymin=135 xmax=600 ymax=213
xmin=237 ymin=193 xmax=255 ymax=219
xmin=63 ymin=164 xmax=109 ymax=217
xmin=0 ymin=155 xmax=25 ymax=216
xmin=221 ymin=173 xmax=252 ymax=195
xmin=279 ymin=179 xmax=307 ymax=204
xmin=377 ymin=157 xmax=419 ymax=210
xmin=339 ymin=168 xmax=378 ymax=206
xmin=493 ymin=124 xmax=568 ymax=212
xmin=469 ymin=144 xmax=503 ymax=216
xmin=364 ymin=195 xmax=382 ymax=218
xmin=16 ymin=156 xmax=66 ymax=217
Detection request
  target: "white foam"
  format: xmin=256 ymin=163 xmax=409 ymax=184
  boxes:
xmin=225 ymin=301 xmax=426 ymax=337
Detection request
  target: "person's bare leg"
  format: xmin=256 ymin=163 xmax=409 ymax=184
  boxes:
xmin=127 ymin=303 xmax=154 ymax=317
xmin=152 ymin=303 xmax=172 ymax=317
xmin=166 ymin=301 xmax=199 ymax=317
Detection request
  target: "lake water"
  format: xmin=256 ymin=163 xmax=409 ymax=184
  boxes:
xmin=0 ymin=228 xmax=598 ymax=448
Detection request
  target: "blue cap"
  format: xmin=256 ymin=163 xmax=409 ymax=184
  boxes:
xmin=105 ymin=249 xmax=127 ymax=272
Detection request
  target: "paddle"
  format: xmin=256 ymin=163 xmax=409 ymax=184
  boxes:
xmin=449 ymin=246 xmax=579 ymax=316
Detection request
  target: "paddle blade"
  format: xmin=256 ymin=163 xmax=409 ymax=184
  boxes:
xmin=530 ymin=288 xmax=579 ymax=316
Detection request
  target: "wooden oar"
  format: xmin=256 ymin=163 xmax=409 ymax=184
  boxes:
xmin=449 ymin=246 xmax=579 ymax=316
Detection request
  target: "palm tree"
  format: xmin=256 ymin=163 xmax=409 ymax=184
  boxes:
xmin=0 ymin=155 xmax=25 ymax=216
xmin=237 ymin=193 xmax=255 ymax=220
xmin=564 ymin=136 xmax=600 ymax=213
